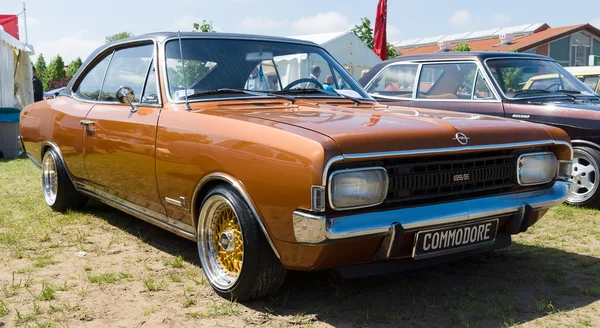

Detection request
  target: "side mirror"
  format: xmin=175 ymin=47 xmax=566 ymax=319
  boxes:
xmin=116 ymin=86 xmax=137 ymax=113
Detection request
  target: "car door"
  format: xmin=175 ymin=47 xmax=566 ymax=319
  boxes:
xmin=364 ymin=63 xmax=418 ymax=106
xmin=410 ymin=62 xmax=504 ymax=116
xmin=81 ymin=43 xmax=166 ymax=215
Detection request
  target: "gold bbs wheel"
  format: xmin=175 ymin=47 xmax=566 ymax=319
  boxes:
xmin=198 ymin=194 xmax=244 ymax=289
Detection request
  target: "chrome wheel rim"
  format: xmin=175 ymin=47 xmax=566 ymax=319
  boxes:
xmin=567 ymin=149 xmax=598 ymax=204
xmin=197 ymin=195 xmax=244 ymax=290
xmin=42 ymin=152 xmax=58 ymax=206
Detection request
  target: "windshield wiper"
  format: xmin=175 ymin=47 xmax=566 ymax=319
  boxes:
xmin=185 ymin=88 xmax=261 ymax=99
xmin=555 ymin=89 xmax=582 ymax=94
xmin=271 ymin=87 xmax=363 ymax=104
xmin=512 ymin=89 xmax=551 ymax=95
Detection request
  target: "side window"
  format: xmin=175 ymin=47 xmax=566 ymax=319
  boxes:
xmin=473 ymin=71 xmax=496 ymax=100
xmin=367 ymin=64 xmax=418 ymax=98
xmin=141 ymin=60 xmax=159 ymax=104
xmin=583 ymin=76 xmax=600 ymax=92
xmin=417 ymin=63 xmax=477 ymax=100
xmin=77 ymin=53 xmax=112 ymax=100
xmin=101 ymin=44 xmax=154 ymax=102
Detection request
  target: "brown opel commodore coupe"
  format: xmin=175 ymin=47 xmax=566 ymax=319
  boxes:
xmin=20 ymin=33 xmax=573 ymax=300
xmin=359 ymin=52 xmax=600 ymax=207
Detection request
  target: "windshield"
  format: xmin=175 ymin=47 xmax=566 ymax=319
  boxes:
xmin=164 ymin=38 xmax=370 ymax=101
xmin=485 ymin=58 xmax=597 ymax=98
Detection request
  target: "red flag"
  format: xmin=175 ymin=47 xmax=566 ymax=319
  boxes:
xmin=0 ymin=15 xmax=19 ymax=40
xmin=373 ymin=0 xmax=387 ymax=60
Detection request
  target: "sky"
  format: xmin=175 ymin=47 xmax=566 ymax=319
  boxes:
xmin=4 ymin=0 xmax=600 ymax=64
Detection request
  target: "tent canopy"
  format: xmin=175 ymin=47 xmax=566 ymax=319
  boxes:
xmin=0 ymin=25 xmax=33 ymax=108
xmin=290 ymin=31 xmax=382 ymax=79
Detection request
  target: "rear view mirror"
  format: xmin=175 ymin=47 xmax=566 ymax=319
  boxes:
xmin=246 ymin=52 xmax=274 ymax=61
xmin=522 ymin=67 xmax=540 ymax=74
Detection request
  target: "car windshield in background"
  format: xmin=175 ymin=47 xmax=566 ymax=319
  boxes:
xmin=485 ymin=59 xmax=596 ymax=98
xmin=164 ymin=39 xmax=370 ymax=101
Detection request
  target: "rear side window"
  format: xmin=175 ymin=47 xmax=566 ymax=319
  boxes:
xmin=77 ymin=54 xmax=112 ymax=100
xmin=101 ymin=44 xmax=154 ymax=102
xmin=417 ymin=63 xmax=478 ymax=100
xmin=583 ymin=76 xmax=599 ymax=91
xmin=367 ymin=64 xmax=418 ymax=98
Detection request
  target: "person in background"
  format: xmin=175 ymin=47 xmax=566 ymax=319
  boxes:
xmin=32 ymin=65 xmax=43 ymax=102
xmin=310 ymin=65 xmax=321 ymax=81
xmin=323 ymin=74 xmax=335 ymax=92
xmin=245 ymin=66 xmax=269 ymax=91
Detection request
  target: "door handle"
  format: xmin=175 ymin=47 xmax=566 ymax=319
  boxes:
xmin=80 ymin=120 xmax=95 ymax=126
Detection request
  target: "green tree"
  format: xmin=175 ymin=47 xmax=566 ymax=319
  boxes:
xmin=452 ymin=41 xmax=471 ymax=52
xmin=105 ymin=32 xmax=132 ymax=43
xmin=352 ymin=17 xmax=399 ymax=59
xmin=34 ymin=54 xmax=48 ymax=87
xmin=45 ymin=55 xmax=67 ymax=90
xmin=192 ymin=20 xmax=213 ymax=32
xmin=66 ymin=57 xmax=83 ymax=77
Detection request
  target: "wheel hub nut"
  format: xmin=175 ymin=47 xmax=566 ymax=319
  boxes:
xmin=219 ymin=230 xmax=236 ymax=252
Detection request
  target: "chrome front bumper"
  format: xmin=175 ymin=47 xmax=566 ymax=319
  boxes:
xmin=293 ymin=181 xmax=572 ymax=244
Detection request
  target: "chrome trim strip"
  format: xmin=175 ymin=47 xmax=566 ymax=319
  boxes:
xmin=292 ymin=180 xmax=572 ymax=244
xmin=165 ymin=197 xmax=184 ymax=207
xmin=327 ymin=166 xmax=388 ymax=210
xmin=78 ymin=183 xmax=195 ymax=240
xmin=571 ymin=139 xmax=600 ymax=151
xmin=321 ymin=139 xmax=571 ymax=186
xmin=191 ymin=173 xmax=281 ymax=259
xmin=27 ymin=153 xmax=41 ymax=169
xmin=516 ymin=152 xmax=557 ymax=186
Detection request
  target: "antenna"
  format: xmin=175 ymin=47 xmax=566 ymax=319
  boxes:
xmin=178 ymin=31 xmax=191 ymax=110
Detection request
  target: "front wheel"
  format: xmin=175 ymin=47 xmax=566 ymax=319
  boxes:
xmin=566 ymin=146 xmax=600 ymax=208
xmin=197 ymin=185 xmax=286 ymax=300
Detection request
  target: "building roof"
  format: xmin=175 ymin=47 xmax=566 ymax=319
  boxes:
xmin=397 ymin=23 xmax=600 ymax=55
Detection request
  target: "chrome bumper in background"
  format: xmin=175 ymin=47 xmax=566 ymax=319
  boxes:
xmin=293 ymin=181 xmax=573 ymax=244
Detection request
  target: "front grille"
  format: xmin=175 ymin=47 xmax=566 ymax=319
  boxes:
xmin=384 ymin=151 xmax=518 ymax=207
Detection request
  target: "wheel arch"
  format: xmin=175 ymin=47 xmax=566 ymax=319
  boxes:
xmin=191 ymin=173 xmax=281 ymax=259
xmin=40 ymin=141 xmax=78 ymax=189
xmin=572 ymin=139 xmax=600 ymax=151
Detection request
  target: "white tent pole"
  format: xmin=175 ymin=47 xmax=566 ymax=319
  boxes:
xmin=22 ymin=2 xmax=28 ymax=45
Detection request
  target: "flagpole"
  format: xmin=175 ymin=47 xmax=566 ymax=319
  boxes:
xmin=22 ymin=2 xmax=28 ymax=44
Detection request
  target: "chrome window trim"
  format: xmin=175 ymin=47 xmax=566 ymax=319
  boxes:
xmin=362 ymin=62 xmax=420 ymax=95
xmin=321 ymin=139 xmax=573 ymax=186
xmin=190 ymin=173 xmax=280 ymax=259
xmin=71 ymin=39 xmax=163 ymax=107
xmin=482 ymin=56 xmax=595 ymax=100
xmin=367 ymin=60 xmax=502 ymax=103
xmin=327 ymin=166 xmax=389 ymax=211
xmin=160 ymin=36 xmax=372 ymax=105
xmin=516 ymin=151 xmax=558 ymax=186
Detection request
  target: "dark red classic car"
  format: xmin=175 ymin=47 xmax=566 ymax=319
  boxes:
xmin=360 ymin=52 xmax=600 ymax=208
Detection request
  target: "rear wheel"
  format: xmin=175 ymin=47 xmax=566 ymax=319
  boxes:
xmin=197 ymin=185 xmax=286 ymax=300
xmin=566 ymin=146 xmax=600 ymax=208
xmin=41 ymin=149 xmax=88 ymax=212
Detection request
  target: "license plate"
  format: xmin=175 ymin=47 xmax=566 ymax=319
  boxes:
xmin=412 ymin=219 xmax=499 ymax=259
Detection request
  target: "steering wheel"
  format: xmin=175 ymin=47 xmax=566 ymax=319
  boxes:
xmin=546 ymin=82 xmax=561 ymax=92
xmin=283 ymin=78 xmax=324 ymax=90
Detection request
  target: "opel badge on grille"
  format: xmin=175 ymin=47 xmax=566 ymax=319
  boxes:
xmin=454 ymin=132 xmax=470 ymax=145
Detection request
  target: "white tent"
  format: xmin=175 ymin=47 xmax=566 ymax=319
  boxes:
xmin=289 ymin=31 xmax=382 ymax=80
xmin=0 ymin=25 xmax=34 ymax=109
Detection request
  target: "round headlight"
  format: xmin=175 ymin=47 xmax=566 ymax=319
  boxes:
xmin=329 ymin=167 xmax=388 ymax=210
xmin=518 ymin=152 xmax=558 ymax=186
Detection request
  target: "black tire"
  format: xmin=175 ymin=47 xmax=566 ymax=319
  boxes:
xmin=566 ymin=146 xmax=600 ymax=208
xmin=197 ymin=185 xmax=286 ymax=301
xmin=41 ymin=148 xmax=88 ymax=212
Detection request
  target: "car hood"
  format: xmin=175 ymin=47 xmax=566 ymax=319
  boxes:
xmin=198 ymin=100 xmax=561 ymax=155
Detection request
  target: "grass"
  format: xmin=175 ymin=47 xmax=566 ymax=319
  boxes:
xmin=143 ymin=278 xmax=165 ymax=291
xmin=87 ymin=272 xmax=133 ymax=284
xmin=1 ymin=158 xmax=600 ymax=327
